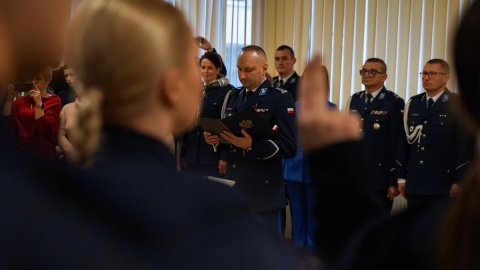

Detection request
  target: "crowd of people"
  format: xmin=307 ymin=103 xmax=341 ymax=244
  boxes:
xmin=1 ymin=0 xmax=480 ymax=269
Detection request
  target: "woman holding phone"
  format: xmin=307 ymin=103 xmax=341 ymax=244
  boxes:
xmin=2 ymin=67 xmax=61 ymax=161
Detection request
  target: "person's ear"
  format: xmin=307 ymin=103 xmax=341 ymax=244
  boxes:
xmin=262 ymin=63 xmax=268 ymax=75
xmin=157 ymin=67 xmax=182 ymax=108
xmin=292 ymin=57 xmax=296 ymax=65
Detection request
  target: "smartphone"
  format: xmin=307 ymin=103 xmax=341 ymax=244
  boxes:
xmin=12 ymin=82 xmax=34 ymax=93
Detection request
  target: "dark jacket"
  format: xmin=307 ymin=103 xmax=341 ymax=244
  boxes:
xmin=347 ymin=87 xmax=405 ymax=191
xmin=273 ymin=71 xmax=300 ymax=101
xmin=396 ymin=90 xmax=473 ymax=195
xmin=0 ymin=125 xmax=308 ymax=269
xmin=223 ymin=79 xmax=297 ymax=211
xmin=181 ymin=83 xmax=234 ymax=166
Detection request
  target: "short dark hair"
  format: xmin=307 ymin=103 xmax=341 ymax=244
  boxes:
xmin=276 ymin=45 xmax=295 ymax=58
xmin=426 ymin=58 xmax=450 ymax=73
xmin=242 ymin=45 xmax=267 ymax=60
xmin=199 ymin=52 xmax=223 ymax=70
xmin=365 ymin=58 xmax=387 ymax=73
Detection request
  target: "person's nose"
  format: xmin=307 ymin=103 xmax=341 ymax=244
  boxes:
xmin=238 ymin=71 xmax=246 ymax=80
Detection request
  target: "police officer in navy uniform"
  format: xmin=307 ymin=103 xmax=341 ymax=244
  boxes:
xmin=396 ymin=59 xmax=473 ymax=211
xmin=204 ymin=45 xmax=297 ymax=231
xmin=346 ymin=58 xmax=405 ymax=216
xmin=272 ymin=45 xmax=300 ymax=101
xmin=181 ymin=52 xmax=234 ymax=178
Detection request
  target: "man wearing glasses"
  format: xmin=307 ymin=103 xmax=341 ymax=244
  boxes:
xmin=345 ymin=58 xmax=405 ymax=216
xmin=396 ymin=59 xmax=473 ymax=211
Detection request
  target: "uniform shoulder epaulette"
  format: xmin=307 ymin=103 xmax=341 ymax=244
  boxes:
xmin=274 ymin=87 xmax=289 ymax=94
xmin=409 ymin=93 xmax=424 ymax=100
xmin=353 ymin=90 xmax=365 ymax=96
xmin=386 ymin=90 xmax=401 ymax=98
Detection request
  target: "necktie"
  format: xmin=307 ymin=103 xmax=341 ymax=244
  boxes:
xmin=366 ymin=93 xmax=373 ymax=104
xmin=279 ymin=79 xmax=284 ymax=88
xmin=243 ymin=90 xmax=253 ymax=104
xmin=427 ymin=98 xmax=434 ymax=109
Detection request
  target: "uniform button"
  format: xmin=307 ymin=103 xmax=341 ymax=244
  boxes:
xmin=361 ymin=118 xmax=364 ymax=121
xmin=447 ymin=170 xmax=450 ymax=173
xmin=423 ymin=121 xmax=427 ymax=124
xmin=364 ymin=107 xmax=367 ymax=110
xmin=441 ymin=122 xmax=444 ymax=126
xmin=419 ymin=160 xmax=424 ymax=165
xmin=232 ymin=164 xmax=236 ymax=169
xmin=421 ymin=147 xmax=425 ymax=151
xmin=422 ymin=134 xmax=426 ymax=138
xmin=233 ymin=149 xmax=236 ymax=153
xmin=378 ymin=163 xmax=382 ymax=167
xmin=265 ymin=180 xmax=269 ymax=184
xmin=197 ymin=132 xmax=200 ymax=135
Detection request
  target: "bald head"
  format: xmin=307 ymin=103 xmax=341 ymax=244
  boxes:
xmin=237 ymin=45 xmax=268 ymax=90
xmin=240 ymin=45 xmax=267 ymax=64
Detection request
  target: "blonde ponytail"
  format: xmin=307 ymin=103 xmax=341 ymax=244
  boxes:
xmin=71 ymin=87 xmax=104 ymax=168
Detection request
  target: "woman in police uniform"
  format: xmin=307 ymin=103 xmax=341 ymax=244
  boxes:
xmin=181 ymin=52 xmax=234 ymax=178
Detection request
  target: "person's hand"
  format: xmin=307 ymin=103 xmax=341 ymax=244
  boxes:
xmin=29 ymin=83 xmax=42 ymax=105
xmin=6 ymin=84 xmax=16 ymax=101
xmin=218 ymin=160 xmax=227 ymax=175
xmin=298 ymin=54 xmax=362 ymax=152
xmin=195 ymin=36 xmax=213 ymax=51
xmin=204 ymin=132 xmax=220 ymax=145
xmin=221 ymin=129 xmax=252 ymax=150
xmin=387 ymin=185 xmax=400 ymax=201
xmin=398 ymin=182 xmax=406 ymax=198
xmin=55 ymin=146 xmax=64 ymax=160
xmin=450 ymin=183 xmax=460 ymax=198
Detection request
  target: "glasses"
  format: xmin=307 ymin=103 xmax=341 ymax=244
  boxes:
xmin=419 ymin=71 xmax=448 ymax=78
xmin=359 ymin=69 xmax=385 ymax=77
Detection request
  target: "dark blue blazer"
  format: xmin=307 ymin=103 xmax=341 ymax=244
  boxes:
xmin=57 ymin=87 xmax=77 ymax=107
xmin=223 ymin=80 xmax=297 ymax=212
xmin=396 ymin=90 xmax=473 ymax=195
xmin=272 ymin=71 xmax=300 ymax=101
xmin=181 ymin=84 xmax=234 ymax=165
xmin=347 ymin=87 xmax=405 ymax=191
xmin=0 ymin=125 xmax=307 ymax=269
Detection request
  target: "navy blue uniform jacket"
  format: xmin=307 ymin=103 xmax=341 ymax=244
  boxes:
xmin=396 ymin=90 xmax=473 ymax=195
xmin=273 ymin=71 xmax=300 ymax=101
xmin=181 ymin=83 xmax=234 ymax=165
xmin=223 ymin=80 xmax=297 ymax=212
xmin=0 ymin=125 xmax=307 ymax=269
xmin=347 ymin=87 xmax=405 ymax=191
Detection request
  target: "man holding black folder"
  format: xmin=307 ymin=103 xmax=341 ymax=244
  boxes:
xmin=204 ymin=45 xmax=297 ymax=231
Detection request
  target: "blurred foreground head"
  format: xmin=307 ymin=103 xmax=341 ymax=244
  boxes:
xmin=454 ymin=0 xmax=480 ymax=130
xmin=67 ymin=0 xmax=201 ymax=166
xmin=0 ymin=0 xmax=70 ymax=82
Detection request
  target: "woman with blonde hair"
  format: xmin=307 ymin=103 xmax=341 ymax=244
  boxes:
xmin=64 ymin=0 xmax=306 ymax=268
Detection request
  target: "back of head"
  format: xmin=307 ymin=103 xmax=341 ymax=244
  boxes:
xmin=67 ymin=0 xmax=193 ymax=167
xmin=455 ymin=1 xmax=480 ymax=129
xmin=430 ymin=2 xmax=480 ymax=270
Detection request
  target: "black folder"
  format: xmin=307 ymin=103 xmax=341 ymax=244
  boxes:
xmin=198 ymin=107 xmax=274 ymax=144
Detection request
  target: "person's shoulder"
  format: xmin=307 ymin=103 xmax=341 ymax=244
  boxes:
xmin=272 ymin=86 xmax=290 ymax=95
xmin=351 ymin=90 xmax=365 ymax=97
xmin=408 ymin=93 xmax=424 ymax=102
xmin=228 ymin=86 xmax=243 ymax=97
xmin=383 ymin=89 xmax=405 ymax=102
